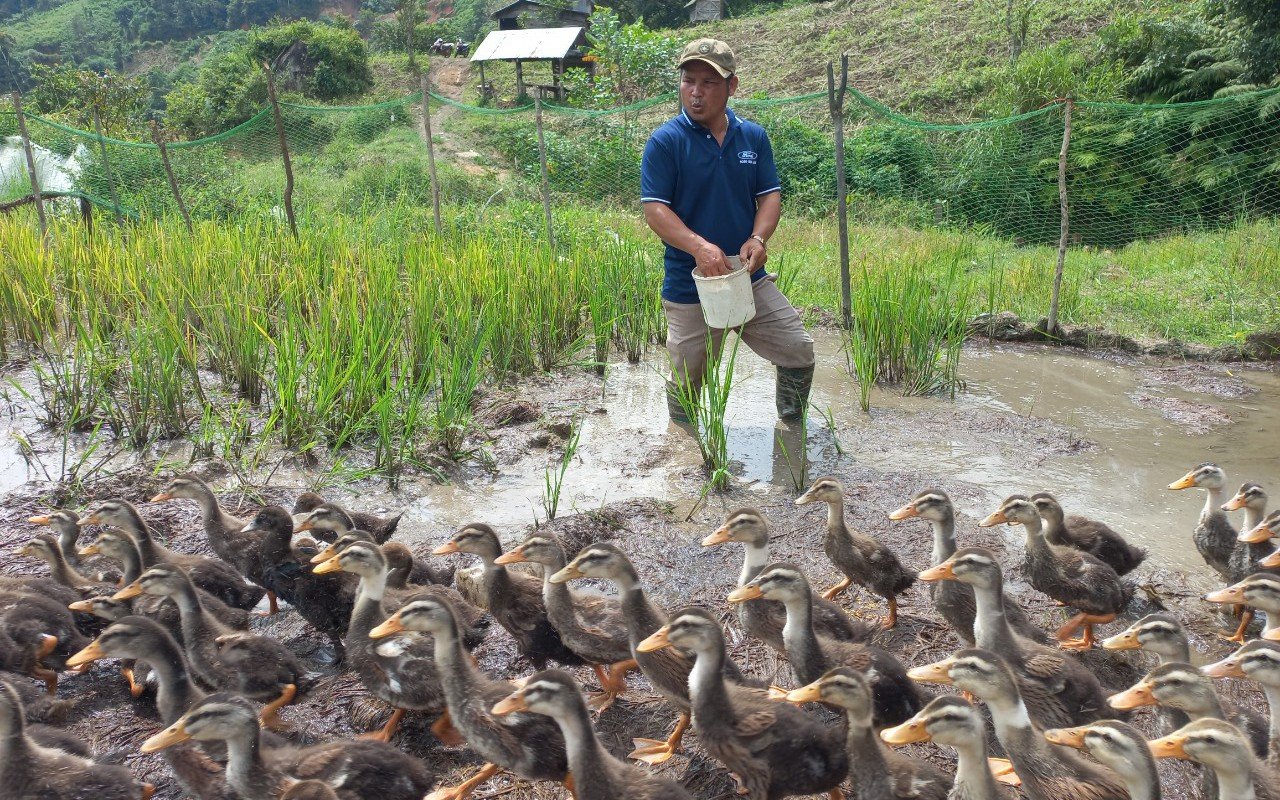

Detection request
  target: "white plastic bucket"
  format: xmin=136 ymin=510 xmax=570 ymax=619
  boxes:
xmin=692 ymin=255 xmax=756 ymax=329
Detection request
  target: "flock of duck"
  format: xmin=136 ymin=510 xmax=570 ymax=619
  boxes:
xmin=3 ymin=462 xmax=1280 ymax=800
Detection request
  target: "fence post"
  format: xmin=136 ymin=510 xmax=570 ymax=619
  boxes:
xmin=91 ymin=108 xmax=124 ymax=226
xmin=1048 ymin=98 xmax=1073 ymax=335
xmin=534 ymin=96 xmax=555 ymax=249
xmin=419 ymin=72 xmax=442 ymax=236
xmin=10 ymin=91 xmax=48 ymax=242
xmin=263 ymin=62 xmax=298 ymax=238
xmin=151 ymin=120 xmax=192 ymax=234
xmin=827 ymin=55 xmax=852 ymax=330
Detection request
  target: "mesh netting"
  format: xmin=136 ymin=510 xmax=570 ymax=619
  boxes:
xmin=1 ymin=82 xmax=1278 ymax=247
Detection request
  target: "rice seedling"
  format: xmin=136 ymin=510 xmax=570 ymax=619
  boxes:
xmin=670 ymin=335 xmax=740 ymax=492
xmin=542 ymin=419 xmax=581 ymax=522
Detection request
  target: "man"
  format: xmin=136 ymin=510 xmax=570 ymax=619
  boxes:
xmin=640 ymin=38 xmax=815 ymax=423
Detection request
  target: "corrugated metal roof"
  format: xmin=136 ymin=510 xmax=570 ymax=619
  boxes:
xmin=491 ymin=0 xmax=591 ymax=17
xmin=470 ymin=27 xmax=584 ymax=61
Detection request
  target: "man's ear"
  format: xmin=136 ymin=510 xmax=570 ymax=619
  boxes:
xmin=728 ymin=75 xmax=739 ymax=97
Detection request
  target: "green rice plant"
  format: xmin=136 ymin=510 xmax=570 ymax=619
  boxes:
xmin=107 ymin=308 xmax=197 ymax=447
xmin=434 ymin=306 xmax=493 ymax=456
xmin=542 ymin=420 xmax=582 ymax=522
xmin=372 ymin=364 xmax=436 ymax=486
xmin=775 ymin=403 xmax=810 ymax=493
xmin=670 ymin=335 xmax=740 ymax=492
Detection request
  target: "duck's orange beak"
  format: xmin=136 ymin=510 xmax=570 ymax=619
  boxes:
xmin=1240 ymin=521 xmax=1275 ymax=544
xmin=113 ymin=581 xmax=144 ymax=601
xmin=548 ymin=564 xmax=583 ymax=584
xmin=432 ymin=540 xmax=460 ymax=555
xmin=637 ymin=625 xmax=674 ymax=653
xmin=702 ymin=526 xmax=732 ymax=546
xmin=727 ymin=584 xmax=764 ymax=603
xmin=78 ymin=543 xmax=100 ymax=557
xmin=369 ymin=613 xmax=406 ymax=639
xmin=1201 ymin=655 xmax=1246 ymax=679
xmin=887 ymin=503 xmax=919 ymax=521
xmin=490 ymin=690 xmax=529 ymax=716
xmin=1108 ymin=681 xmax=1157 ymax=710
xmin=149 ymin=492 xmax=174 ymax=503
xmin=907 ymin=658 xmax=954 ymax=685
xmin=1204 ymin=584 xmax=1246 ymax=605
xmin=1101 ymin=629 xmax=1142 ymax=651
xmin=881 ymin=714 xmax=931 ymax=745
xmin=66 ymin=639 xmax=108 ymax=668
xmin=294 ymin=518 xmax=316 ymax=532
xmin=68 ymin=599 xmax=96 ymax=613
xmin=309 ymin=544 xmax=340 ymax=564
xmin=1168 ymin=473 xmax=1197 ymax=491
xmin=140 ymin=720 xmax=192 ymax=752
xmin=1261 ymin=550 xmax=1280 ymax=569
xmin=1148 ymin=733 xmax=1191 ymax=760
xmin=1043 ymin=725 xmax=1090 ymax=750
xmin=1264 ymin=628 xmax=1280 ymax=642
xmin=77 ymin=512 xmax=102 ymax=526
xmin=493 ymin=547 xmax=527 ymax=565
xmin=312 ymin=556 xmax=342 ymax=574
xmin=917 ymin=559 xmax=957 ymax=582
xmin=784 ymin=680 xmax=823 ymax=705
xmin=977 ymin=510 xmax=1007 ymax=527
xmin=28 ymin=515 xmax=51 ymax=525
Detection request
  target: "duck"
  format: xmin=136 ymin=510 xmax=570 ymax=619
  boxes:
xmin=1204 ymin=639 xmax=1280 ymax=767
xmin=1247 ymin=511 xmax=1280 ymax=568
xmin=888 ymin=489 xmax=1047 ymax=645
xmin=1204 ymin=573 xmax=1280 ymax=643
xmin=729 ymin=563 xmax=922 ymax=726
xmin=149 ymin=474 xmax=253 ymax=571
xmin=880 ymin=695 xmax=1014 ymax=800
xmin=908 ymin=649 xmax=1128 ymax=800
xmin=495 ymin=533 xmax=636 ymax=709
xmin=492 ymin=669 xmax=693 ymax=800
xmin=785 ymin=667 xmax=951 ymax=800
xmin=114 ymin=564 xmax=303 ymax=724
xmin=1149 ymin=718 xmax=1280 ymax=800
xmin=80 ymin=500 xmax=265 ymax=612
xmin=549 ymin=542 xmax=757 ymax=764
xmin=140 ymin=693 xmax=436 ymax=800
xmin=1042 ymin=721 xmax=1161 ymax=800
xmin=918 ymin=547 xmax=1116 ymax=727
xmin=796 ymin=476 xmax=915 ymax=628
xmin=295 ymin=499 xmax=401 ymax=544
xmin=702 ymin=507 xmax=874 ymax=649
xmin=315 ymin=532 xmax=454 ymax=591
xmin=980 ymin=495 xmax=1128 ymax=650
xmin=0 ymin=585 xmax=89 ymax=694
xmin=368 ymin=597 xmax=570 ymax=800
xmin=1 ymin=668 xmax=74 ymax=727
xmin=313 ymin=542 xmax=451 ymax=743
xmin=1029 ymin=493 xmax=1146 ymax=576
xmin=0 ymin=679 xmax=153 ymax=800
xmin=433 ymin=522 xmax=579 ymax=668
xmin=1102 ymin=613 xmax=1192 ymax=664
xmin=1109 ymin=661 xmax=1269 ymax=758
xmin=638 ymin=606 xmax=849 ymax=800
xmin=28 ymin=508 xmax=116 ymax=578
xmin=18 ymin=532 xmax=106 ymax=593
xmin=1169 ymin=463 xmax=1238 ymax=580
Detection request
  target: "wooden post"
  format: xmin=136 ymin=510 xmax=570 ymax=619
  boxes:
xmin=1047 ymin=99 xmax=1072 ymax=335
xmin=92 ymin=108 xmax=124 ymax=226
xmin=10 ymin=91 xmax=48 ymax=241
xmin=827 ymin=55 xmax=852 ymax=330
xmin=419 ymin=72 xmax=442 ymax=235
xmin=534 ymin=96 xmax=555 ymax=249
xmin=263 ymin=62 xmax=298 ymax=238
xmin=79 ymin=196 xmax=93 ymax=235
xmin=515 ymin=59 xmax=525 ymax=99
xmin=151 ymin=120 xmax=192 ymax=234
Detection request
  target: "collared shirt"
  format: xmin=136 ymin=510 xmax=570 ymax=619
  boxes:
xmin=641 ymin=107 xmax=781 ymax=303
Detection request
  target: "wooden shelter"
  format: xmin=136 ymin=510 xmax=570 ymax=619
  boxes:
xmin=470 ymin=26 xmax=589 ymax=100
xmin=492 ymin=0 xmax=592 ymax=30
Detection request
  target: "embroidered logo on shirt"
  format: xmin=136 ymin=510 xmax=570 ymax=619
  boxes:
xmin=737 ymin=149 xmax=758 ymax=164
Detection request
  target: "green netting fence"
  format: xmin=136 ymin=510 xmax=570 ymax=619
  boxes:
xmin=2 ymin=82 xmax=1279 ymax=249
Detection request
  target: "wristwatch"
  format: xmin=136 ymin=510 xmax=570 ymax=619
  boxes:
xmin=750 ymin=234 xmax=767 ymax=247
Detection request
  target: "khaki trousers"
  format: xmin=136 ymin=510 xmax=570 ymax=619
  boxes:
xmin=663 ymin=274 xmax=815 ymax=392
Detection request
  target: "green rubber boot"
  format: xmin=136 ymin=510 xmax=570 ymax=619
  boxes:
xmin=776 ymin=365 xmax=814 ymax=421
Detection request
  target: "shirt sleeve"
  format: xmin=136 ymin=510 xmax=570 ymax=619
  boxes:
xmin=754 ymin=129 xmax=781 ymax=197
xmin=640 ymin=134 xmax=675 ymax=205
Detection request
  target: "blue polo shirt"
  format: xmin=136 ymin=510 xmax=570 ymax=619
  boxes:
xmin=641 ymin=107 xmax=781 ymax=303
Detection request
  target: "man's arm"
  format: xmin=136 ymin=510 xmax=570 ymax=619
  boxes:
xmin=739 ymin=190 xmax=780 ymax=270
xmin=643 ymin=202 xmax=734 ymax=277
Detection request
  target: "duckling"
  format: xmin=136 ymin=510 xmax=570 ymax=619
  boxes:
xmin=114 ymin=565 xmax=302 ymax=723
xmin=638 ymin=607 xmax=849 ymax=800
xmin=918 ymin=548 xmax=1115 ymax=727
xmin=1102 ymin=613 xmax=1192 ymax=664
xmin=0 ymin=586 xmax=89 ymax=694
xmin=702 ymin=507 xmax=874 ymax=649
xmin=313 ymin=542 xmax=450 ymax=743
xmin=80 ymin=500 xmax=265 ymax=612
xmin=141 ymin=693 xmax=435 ymax=800
xmin=296 ymin=500 xmax=401 ymax=544
xmin=1170 ymin=463 xmax=1238 ymax=580
xmin=1205 ymin=573 xmax=1280 ymax=643
xmin=67 ymin=615 xmax=203 ymax=723
xmin=495 ymin=533 xmax=636 ymax=709
xmin=1150 ymin=718 xmax=1280 ymax=800
xmin=1043 ymin=721 xmax=1161 ymax=800
xmin=369 ymin=598 xmax=570 ymax=800
xmin=796 ymin=476 xmax=915 ymax=628
xmin=149 ymin=474 xmax=253 ymax=570
xmin=1029 ymin=493 xmax=1146 ymax=577
xmin=0 ymin=679 xmax=153 ymax=800
xmin=434 ymin=523 xmax=578 ymax=668
xmin=1247 ymin=511 xmax=1280 ymax=568
xmin=729 ymin=563 xmax=922 ymax=726
xmin=1203 ymin=640 xmax=1280 ymax=767
xmin=880 ymin=695 xmax=1013 ymax=800
xmin=1 ymin=668 xmax=75 ymax=726
xmin=889 ymin=490 xmax=1047 ymax=645
xmin=1109 ymin=662 xmax=1269 ymax=758
xmin=18 ymin=532 xmax=105 ymax=592
xmin=29 ymin=508 xmax=116 ymax=579
xmin=492 ymin=670 xmax=692 ymax=800
xmin=382 ymin=541 xmax=454 ymax=588
xmin=909 ymin=649 xmax=1128 ymax=800
xmin=786 ymin=667 xmax=950 ymax=800
xmin=980 ymin=495 xmax=1128 ymax=650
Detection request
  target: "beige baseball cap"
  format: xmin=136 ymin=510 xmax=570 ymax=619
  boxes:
xmin=677 ymin=38 xmax=736 ymax=78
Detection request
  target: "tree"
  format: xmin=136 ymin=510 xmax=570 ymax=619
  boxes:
xmin=0 ymin=29 xmax=15 ymax=92
xmin=397 ymin=0 xmax=423 ymax=73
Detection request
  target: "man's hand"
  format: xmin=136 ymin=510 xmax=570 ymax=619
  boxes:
xmin=740 ymin=237 xmax=767 ymax=271
xmin=695 ymin=242 xmax=732 ymax=277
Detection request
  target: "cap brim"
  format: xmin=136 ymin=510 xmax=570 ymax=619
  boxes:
xmin=678 ymin=57 xmax=732 ymax=78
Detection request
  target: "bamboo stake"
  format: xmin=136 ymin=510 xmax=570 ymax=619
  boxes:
xmin=1048 ymin=99 xmax=1072 ymax=335
xmin=419 ymin=71 xmax=442 ymax=235
xmin=11 ymin=91 xmax=48 ymax=241
xmin=828 ymin=55 xmax=851 ymax=330
xmin=534 ymin=96 xmax=555 ymax=249
xmin=151 ymin=120 xmax=192 ymax=234
xmin=263 ymin=62 xmax=298 ymax=238
xmin=92 ymin=108 xmax=124 ymax=226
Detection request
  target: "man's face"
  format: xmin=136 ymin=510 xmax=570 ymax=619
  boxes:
xmin=680 ymin=61 xmax=737 ymax=126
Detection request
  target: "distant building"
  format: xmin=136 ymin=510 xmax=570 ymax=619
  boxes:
xmin=688 ymin=0 xmax=723 ymax=22
xmin=492 ymin=0 xmax=593 ymax=31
